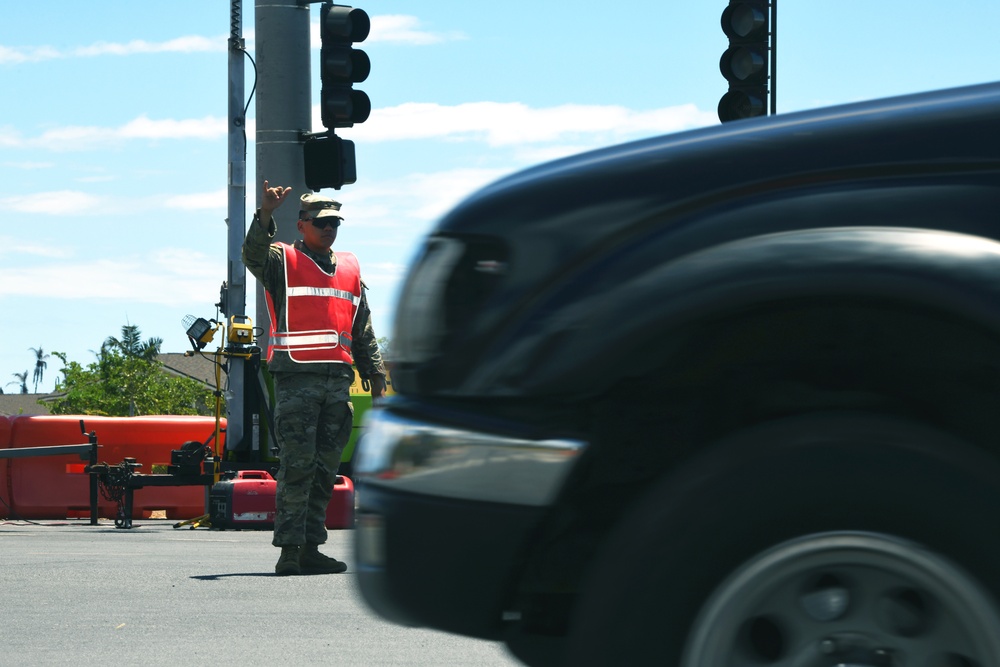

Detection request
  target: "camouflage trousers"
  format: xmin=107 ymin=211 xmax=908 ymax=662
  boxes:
xmin=271 ymin=369 xmax=354 ymax=547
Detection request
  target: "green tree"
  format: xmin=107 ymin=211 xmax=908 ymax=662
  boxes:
xmin=48 ymin=324 xmax=215 ymax=417
xmin=30 ymin=346 xmax=49 ymax=393
xmin=49 ymin=351 xmax=214 ymax=417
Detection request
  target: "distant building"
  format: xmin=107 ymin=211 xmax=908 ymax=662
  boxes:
xmin=0 ymin=393 xmax=56 ymax=416
xmin=156 ymin=353 xmax=221 ymax=388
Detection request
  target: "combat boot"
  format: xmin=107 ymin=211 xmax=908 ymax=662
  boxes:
xmin=275 ymin=545 xmax=301 ymax=576
xmin=300 ymin=544 xmax=347 ymax=574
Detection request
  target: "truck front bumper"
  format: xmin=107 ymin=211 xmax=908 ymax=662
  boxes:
xmin=354 ymin=408 xmax=586 ymax=637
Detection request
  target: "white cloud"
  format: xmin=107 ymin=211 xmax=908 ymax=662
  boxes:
xmin=0 ymin=252 xmax=221 ymax=306
xmin=163 ymin=189 xmax=228 ymax=211
xmin=0 ymin=44 xmax=60 ymax=65
xmin=0 ymin=237 xmax=72 ymax=259
xmin=0 ymin=190 xmax=105 ymax=215
xmin=8 ymin=115 xmax=227 ymax=151
xmin=0 ymin=127 xmax=24 ymax=148
xmin=119 ymin=115 xmax=226 ymax=140
xmin=149 ymin=248 xmax=223 ymax=281
xmin=31 ymin=125 xmax=118 ymax=149
xmin=0 ymin=188 xmax=225 ymax=218
xmin=309 ymin=14 xmax=466 ymax=48
xmin=359 ymin=261 xmax=408 ymax=288
xmin=2 ymin=160 xmax=54 ymax=170
xmin=368 ymin=16 xmax=467 ymax=45
xmin=2 ymin=12 xmax=454 ymax=67
xmin=0 ymin=36 xmax=227 ymax=64
xmin=73 ymin=36 xmax=225 ymax=57
xmin=14 ymin=99 xmax=709 ymax=156
xmin=344 ymin=166 xmax=511 ymax=226
xmin=338 ymin=101 xmax=717 ymax=146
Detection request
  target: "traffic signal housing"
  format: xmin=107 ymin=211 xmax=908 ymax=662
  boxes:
xmin=718 ymin=1 xmax=770 ymax=123
xmin=320 ymin=2 xmax=371 ymax=129
xmin=304 ymin=133 xmax=357 ymax=191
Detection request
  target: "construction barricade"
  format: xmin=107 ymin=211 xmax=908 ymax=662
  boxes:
xmin=0 ymin=415 xmax=11 ymax=517
xmin=5 ymin=415 xmax=224 ymax=521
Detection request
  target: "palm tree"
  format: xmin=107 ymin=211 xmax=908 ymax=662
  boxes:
xmin=8 ymin=370 xmax=29 ymax=394
xmin=103 ymin=324 xmax=163 ymax=361
xmin=100 ymin=323 xmax=164 ymax=417
xmin=29 ymin=346 xmax=50 ymax=393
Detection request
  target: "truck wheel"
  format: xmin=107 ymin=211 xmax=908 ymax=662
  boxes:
xmin=683 ymin=531 xmax=1000 ymax=666
xmin=563 ymin=412 xmax=1000 ymax=666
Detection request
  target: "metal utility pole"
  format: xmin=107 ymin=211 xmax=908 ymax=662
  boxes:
xmin=225 ymin=0 xmax=249 ymax=452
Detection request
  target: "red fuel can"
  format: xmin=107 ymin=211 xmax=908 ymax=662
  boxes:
xmin=326 ymin=475 xmax=355 ymax=529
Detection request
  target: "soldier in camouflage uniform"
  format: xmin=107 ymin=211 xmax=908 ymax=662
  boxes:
xmin=243 ymin=180 xmax=387 ymax=576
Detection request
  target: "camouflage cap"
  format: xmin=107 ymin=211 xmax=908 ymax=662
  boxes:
xmin=299 ymin=193 xmax=343 ymax=220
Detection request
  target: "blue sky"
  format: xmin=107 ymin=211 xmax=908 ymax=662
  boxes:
xmin=2 ymin=1 xmax=998 ymax=393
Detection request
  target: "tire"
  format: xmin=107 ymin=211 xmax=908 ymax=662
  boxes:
xmin=562 ymin=412 xmax=1000 ymax=666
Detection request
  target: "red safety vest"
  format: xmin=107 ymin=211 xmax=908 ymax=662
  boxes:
xmin=265 ymin=244 xmax=362 ymax=364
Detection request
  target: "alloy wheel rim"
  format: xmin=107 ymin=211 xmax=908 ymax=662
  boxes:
xmin=682 ymin=531 xmax=1000 ymax=667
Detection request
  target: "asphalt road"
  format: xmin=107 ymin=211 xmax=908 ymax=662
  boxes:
xmin=1 ymin=518 xmax=524 ymax=667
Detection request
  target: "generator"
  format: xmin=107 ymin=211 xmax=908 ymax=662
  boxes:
xmin=209 ymin=470 xmax=277 ymax=529
xmin=209 ymin=470 xmax=355 ymax=530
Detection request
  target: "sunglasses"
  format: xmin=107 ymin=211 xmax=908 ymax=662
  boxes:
xmin=307 ymin=217 xmax=341 ymax=229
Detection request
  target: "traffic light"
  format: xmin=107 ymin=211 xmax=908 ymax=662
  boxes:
xmin=304 ymin=133 xmax=357 ymax=191
xmin=319 ymin=3 xmax=371 ymax=129
xmin=718 ymin=1 xmax=770 ymax=123
xmin=307 ymin=3 xmax=369 ymax=190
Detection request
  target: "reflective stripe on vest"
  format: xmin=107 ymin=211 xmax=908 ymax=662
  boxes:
xmin=266 ymin=244 xmax=361 ymax=364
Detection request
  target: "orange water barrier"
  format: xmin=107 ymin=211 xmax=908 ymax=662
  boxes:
xmin=2 ymin=415 xmax=225 ymax=521
xmin=0 ymin=415 xmax=11 ymax=513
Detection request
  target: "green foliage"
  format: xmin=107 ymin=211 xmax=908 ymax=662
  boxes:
xmin=49 ymin=350 xmax=214 ymax=417
xmin=47 ymin=326 xmax=215 ymax=417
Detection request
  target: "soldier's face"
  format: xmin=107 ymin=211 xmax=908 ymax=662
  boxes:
xmin=298 ymin=216 xmax=338 ymax=252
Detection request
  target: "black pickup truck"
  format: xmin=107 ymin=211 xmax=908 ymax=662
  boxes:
xmin=354 ymin=81 xmax=1000 ymax=666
